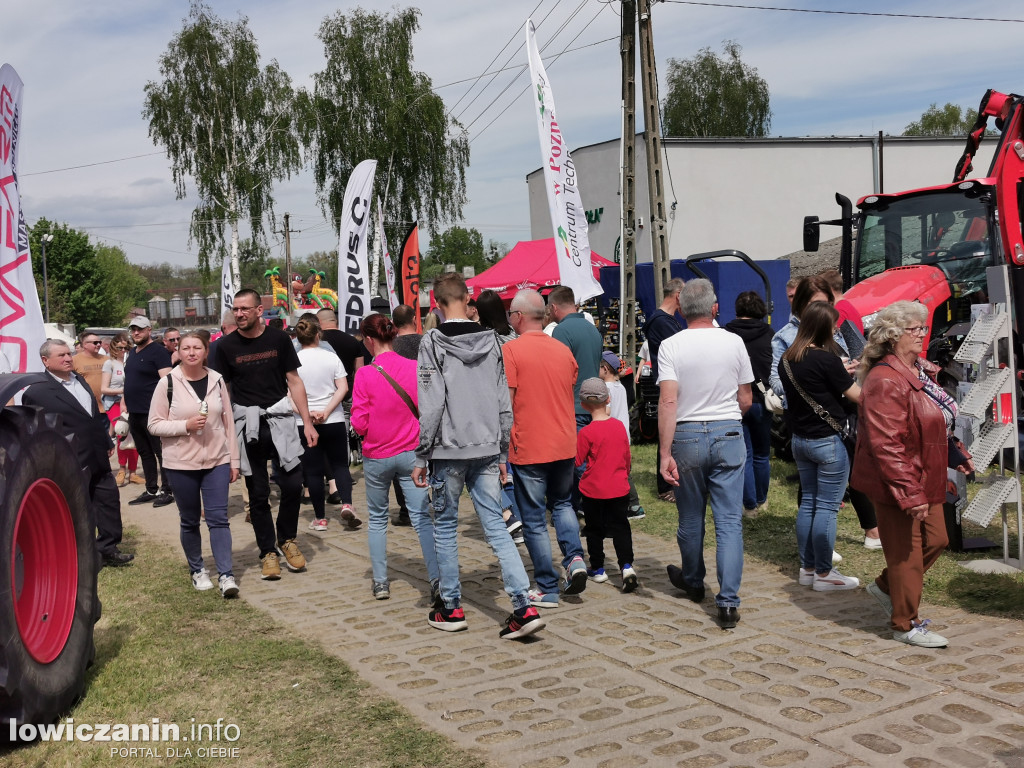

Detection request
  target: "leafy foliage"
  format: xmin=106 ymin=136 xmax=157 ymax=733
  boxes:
xmin=296 ymin=7 xmax=470 ymax=245
xmin=903 ymin=102 xmax=980 ymax=136
xmin=422 ymin=226 xmax=487 ymax=281
xmin=662 ymin=41 xmax=772 ymax=137
xmin=29 ymin=220 xmax=147 ymax=329
xmin=142 ymin=1 xmax=302 ymax=280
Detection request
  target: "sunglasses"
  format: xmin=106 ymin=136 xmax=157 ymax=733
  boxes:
xmin=85 ymin=340 xmax=102 ymax=345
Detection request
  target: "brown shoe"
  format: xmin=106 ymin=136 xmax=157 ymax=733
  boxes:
xmin=260 ymin=551 xmax=282 ymax=580
xmin=275 ymin=539 xmax=306 ymax=572
xmin=128 ymin=473 xmax=146 ymax=485
xmin=115 ymin=468 xmax=127 ymax=486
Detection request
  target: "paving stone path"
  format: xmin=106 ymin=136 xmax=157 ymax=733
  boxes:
xmin=120 ymin=472 xmax=1024 ymax=768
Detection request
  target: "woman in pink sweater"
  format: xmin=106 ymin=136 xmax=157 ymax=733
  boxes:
xmin=351 ymin=313 xmax=438 ymax=602
xmin=148 ymin=331 xmax=240 ymax=598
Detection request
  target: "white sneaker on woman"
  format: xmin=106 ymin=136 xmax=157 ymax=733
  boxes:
xmin=812 ymin=568 xmax=859 ymax=591
xmin=191 ymin=568 xmax=214 ymax=591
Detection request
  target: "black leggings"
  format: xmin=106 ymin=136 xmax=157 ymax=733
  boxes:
xmin=298 ymin=421 xmax=352 ymax=518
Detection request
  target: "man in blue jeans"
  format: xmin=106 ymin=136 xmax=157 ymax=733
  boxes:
xmin=657 ymin=279 xmax=753 ymax=629
xmin=412 ymin=273 xmax=545 ymax=641
xmin=503 ymin=289 xmax=588 ymax=608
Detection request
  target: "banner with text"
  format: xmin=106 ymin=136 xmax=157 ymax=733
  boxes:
xmin=525 ymin=20 xmax=602 ymax=302
xmin=0 ymin=64 xmax=45 ymax=372
xmin=337 ymin=159 xmax=377 ymax=335
xmin=220 ymin=255 xmax=238 ymax=318
xmin=400 ymin=223 xmax=421 ymax=333
xmin=377 ymin=198 xmax=399 ymax=313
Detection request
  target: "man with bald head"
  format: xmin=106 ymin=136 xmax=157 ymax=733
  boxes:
xmin=502 ymin=289 xmax=587 ymax=607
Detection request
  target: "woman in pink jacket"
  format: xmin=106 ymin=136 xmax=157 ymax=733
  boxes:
xmin=351 ymin=313 xmax=438 ymax=602
xmin=148 ymin=331 xmax=240 ymax=598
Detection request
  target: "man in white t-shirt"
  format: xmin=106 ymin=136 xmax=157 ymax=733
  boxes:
xmin=657 ymin=279 xmax=753 ymax=630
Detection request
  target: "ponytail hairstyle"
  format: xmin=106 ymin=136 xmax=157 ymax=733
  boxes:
xmin=361 ymin=313 xmax=398 ymax=343
xmin=295 ymin=316 xmax=321 ymax=347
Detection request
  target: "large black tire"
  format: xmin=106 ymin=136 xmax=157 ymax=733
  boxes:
xmin=0 ymin=406 xmax=98 ymax=738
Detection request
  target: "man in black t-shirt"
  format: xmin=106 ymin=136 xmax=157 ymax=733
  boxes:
xmin=210 ymin=289 xmax=319 ymax=581
xmin=123 ymin=316 xmax=174 ymax=506
xmin=316 ymin=308 xmax=368 ymax=397
xmin=643 ymin=278 xmax=685 ymax=499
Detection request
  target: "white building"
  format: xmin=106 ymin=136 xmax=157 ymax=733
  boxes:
xmin=527 ymin=135 xmax=996 ymax=263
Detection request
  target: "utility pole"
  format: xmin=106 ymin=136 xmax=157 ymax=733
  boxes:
xmin=277 ymin=213 xmax=301 ymax=313
xmin=619 ymin=0 xmax=638 ymax=367
xmin=638 ymin=0 xmax=670 ymax=301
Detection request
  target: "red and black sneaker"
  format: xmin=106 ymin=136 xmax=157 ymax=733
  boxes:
xmin=499 ymin=606 xmax=545 ymax=640
xmin=427 ymin=606 xmax=467 ymax=632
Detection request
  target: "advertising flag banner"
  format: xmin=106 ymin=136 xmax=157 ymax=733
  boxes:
xmin=377 ymin=198 xmax=399 ymax=312
xmin=528 ymin=20 xmax=598 ymax=303
xmin=220 ymin=255 xmax=238 ymax=317
xmin=400 ymin=223 xmax=421 ymax=333
xmin=0 ymin=64 xmax=45 ymax=373
xmin=525 ymin=20 xmax=603 ymax=302
xmin=338 ymin=159 xmax=377 ymax=335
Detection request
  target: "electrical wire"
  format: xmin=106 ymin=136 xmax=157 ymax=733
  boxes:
xmin=22 ymin=151 xmax=165 ymax=177
xmin=659 ymin=1 xmax=1024 ymax=23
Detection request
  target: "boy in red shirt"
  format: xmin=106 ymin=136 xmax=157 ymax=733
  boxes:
xmin=575 ymin=378 xmax=637 ymax=592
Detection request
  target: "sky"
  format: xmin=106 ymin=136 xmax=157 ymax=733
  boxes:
xmin=7 ymin=0 xmax=1024 ymax=271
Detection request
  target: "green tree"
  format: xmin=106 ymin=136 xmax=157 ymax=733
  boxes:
xmin=297 ymin=7 xmax=470 ymax=245
xmin=143 ymin=1 xmax=302 ymax=283
xmin=904 ymin=102 xmax=980 ymax=136
xmin=30 ymin=220 xmax=146 ymax=329
xmin=662 ymin=41 xmax=772 ymax=137
xmin=422 ymin=226 xmax=486 ymax=282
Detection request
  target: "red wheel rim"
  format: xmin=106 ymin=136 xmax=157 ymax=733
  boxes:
xmin=11 ymin=478 xmax=78 ymax=664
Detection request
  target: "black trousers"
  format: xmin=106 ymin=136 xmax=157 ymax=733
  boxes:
xmin=127 ymin=412 xmax=169 ymax=495
xmin=90 ymin=470 xmax=123 ymax=557
xmin=581 ymin=492 xmax=634 ymax=570
xmin=243 ymin=418 xmax=303 ymax=556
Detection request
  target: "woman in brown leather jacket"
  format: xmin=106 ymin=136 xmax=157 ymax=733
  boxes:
xmin=851 ymin=301 xmax=949 ymax=648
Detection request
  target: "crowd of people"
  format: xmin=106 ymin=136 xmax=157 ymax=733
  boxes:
xmin=24 ymin=266 xmax=964 ymax=649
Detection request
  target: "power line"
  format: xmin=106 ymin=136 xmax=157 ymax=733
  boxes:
xmin=470 ymin=2 xmax=612 ymax=143
xmin=22 ymin=151 xmax=165 ymax=177
xmin=659 ymin=1 xmax=1024 ymax=23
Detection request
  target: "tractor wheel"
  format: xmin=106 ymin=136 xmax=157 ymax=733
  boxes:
xmin=0 ymin=406 xmax=98 ymax=736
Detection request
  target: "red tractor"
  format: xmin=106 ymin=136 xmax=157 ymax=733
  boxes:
xmin=0 ymin=374 xmax=100 ymax=741
xmin=804 ymin=89 xmax=1024 ymax=368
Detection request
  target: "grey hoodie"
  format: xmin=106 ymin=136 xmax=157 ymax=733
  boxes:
xmin=415 ymin=324 xmax=512 ymax=468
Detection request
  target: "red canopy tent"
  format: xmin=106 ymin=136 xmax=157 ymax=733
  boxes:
xmin=465 ymin=238 xmax=614 ymax=301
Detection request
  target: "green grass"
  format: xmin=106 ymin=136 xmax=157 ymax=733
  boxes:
xmin=1 ymin=534 xmax=489 ymax=768
xmin=629 ymin=442 xmax=1024 ymax=621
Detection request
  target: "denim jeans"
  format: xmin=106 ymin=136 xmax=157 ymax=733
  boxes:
xmin=572 ymin=413 xmax=592 ymax=511
xmin=364 ymin=450 xmax=438 ymax=587
xmin=742 ymin=402 xmax=773 ymax=509
xmin=671 ymin=420 xmax=746 ymax=607
xmin=792 ymin=433 xmax=849 ymax=574
xmin=165 ymin=463 xmax=233 ymax=577
xmin=511 ymin=458 xmax=583 ymax=594
xmin=500 ymin=462 xmax=521 ymax=526
xmin=432 ymin=456 xmax=531 ymax=611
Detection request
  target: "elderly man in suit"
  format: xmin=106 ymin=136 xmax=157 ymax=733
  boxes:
xmin=22 ymin=339 xmax=134 ymax=567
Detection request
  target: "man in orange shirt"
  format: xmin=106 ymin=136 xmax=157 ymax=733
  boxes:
xmin=73 ymin=330 xmax=108 ymax=413
xmin=503 ymin=289 xmax=586 ymax=608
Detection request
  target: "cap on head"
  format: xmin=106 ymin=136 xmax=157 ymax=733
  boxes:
xmin=601 ymin=350 xmax=622 ymax=370
xmin=128 ymin=316 xmax=152 ymax=329
xmin=579 ymin=377 xmax=609 ymax=404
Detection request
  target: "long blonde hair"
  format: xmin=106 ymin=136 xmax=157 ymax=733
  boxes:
xmin=857 ymin=300 xmax=928 ymax=382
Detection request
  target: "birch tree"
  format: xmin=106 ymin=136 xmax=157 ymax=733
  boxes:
xmin=297 ymin=7 xmax=470 ymax=244
xmin=143 ymin=1 xmax=302 ymax=282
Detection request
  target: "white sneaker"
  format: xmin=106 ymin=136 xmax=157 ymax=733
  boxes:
xmin=893 ymin=619 xmax=948 ymax=648
xmin=864 ymin=535 xmax=883 ymax=550
xmin=832 ymin=550 xmax=843 ymax=564
xmin=813 ymin=568 xmax=860 ymax=591
xmin=798 ymin=567 xmax=815 ymax=586
xmin=191 ymin=568 xmax=214 ymax=591
xmin=218 ymin=574 xmax=239 ymax=598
